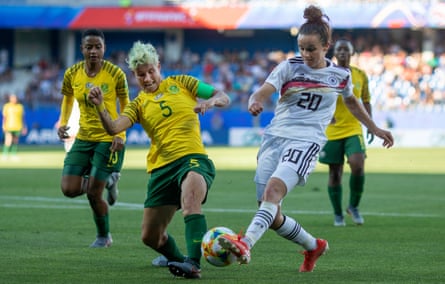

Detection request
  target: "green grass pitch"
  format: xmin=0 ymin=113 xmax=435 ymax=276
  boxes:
xmin=0 ymin=146 xmax=444 ymax=283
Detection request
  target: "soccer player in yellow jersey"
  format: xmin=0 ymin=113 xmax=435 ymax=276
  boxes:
xmin=57 ymin=29 xmax=130 ymax=247
xmin=319 ymin=39 xmax=374 ymax=226
xmin=2 ymin=93 xmax=27 ymax=161
xmin=88 ymin=41 xmax=230 ymax=279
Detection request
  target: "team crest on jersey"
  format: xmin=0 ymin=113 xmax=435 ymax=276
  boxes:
xmin=101 ymin=83 xmax=109 ymax=93
xmin=327 ymin=76 xmax=339 ymax=86
xmin=168 ymin=85 xmax=180 ymax=94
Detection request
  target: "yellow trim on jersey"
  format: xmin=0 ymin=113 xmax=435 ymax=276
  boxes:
xmin=61 ymin=60 xmax=129 ymax=142
xmin=122 ymin=75 xmax=206 ymax=172
xmin=326 ymin=66 xmax=370 ymax=140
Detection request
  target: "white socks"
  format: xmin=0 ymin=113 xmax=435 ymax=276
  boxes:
xmin=243 ymin=201 xmax=317 ymax=251
xmin=244 ymin=201 xmax=278 ymax=249
xmin=275 ymin=215 xmax=316 ymax=250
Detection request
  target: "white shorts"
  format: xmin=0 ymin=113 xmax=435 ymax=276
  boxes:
xmin=255 ymin=135 xmax=321 ymax=200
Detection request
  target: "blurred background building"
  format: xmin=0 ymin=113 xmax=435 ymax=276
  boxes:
xmin=1 ymin=0 xmax=445 ymax=146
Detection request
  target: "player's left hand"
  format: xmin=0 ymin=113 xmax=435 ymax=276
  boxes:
xmin=367 ymin=130 xmax=374 ymax=144
xmin=110 ymin=136 xmax=124 ymax=152
xmin=374 ymin=128 xmax=394 ymax=148
xmin=194 ymin=101 xmax=213 ymax=115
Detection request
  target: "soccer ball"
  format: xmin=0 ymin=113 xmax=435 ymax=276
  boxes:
xmin=201 ymin=226 xmax=238 ymax=267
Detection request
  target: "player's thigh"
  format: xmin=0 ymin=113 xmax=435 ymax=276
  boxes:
xmin=178 ymin=155 xmax=215 ymax=206
xmin=272 ymin=139 xmax=321 ymax=189
xmin=255 ymin=135 xmax=282 ymax=185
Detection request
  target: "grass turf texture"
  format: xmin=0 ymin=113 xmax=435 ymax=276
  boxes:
xmin=0 ymin=146 xmax=444 ymax=283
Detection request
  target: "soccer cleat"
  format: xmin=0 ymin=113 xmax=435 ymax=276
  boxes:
xmin=106 ymin=172 xmax=120 ymax=206
xmin=89 ymin=234 xmax=113 ymax=248
xmin=334 ymin=215 xmax=346 ymax=227
xmin=218 ymin=234 xmax=251 ymax=264
xmin=299 ymin=238 xmax=329 ymax=272
xmin=152 ymin=255 xmax=168 ymax=267
xmin=347 ymin=206 xmax=364 ymax=225
xmin=168 ymin=257 xmax=201 ymax=279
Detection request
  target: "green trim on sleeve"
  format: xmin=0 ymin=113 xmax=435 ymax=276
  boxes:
xmin=196 ymin=82 xmax=214 ymax=99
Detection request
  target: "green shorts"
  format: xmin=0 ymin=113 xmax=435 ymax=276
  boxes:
xmin=144 ymin=154 xmax=216 ymax=208
xmin=5 ymin=130 xmax=21 ymax=137
xmin=62 ymin=139 xmax=125 ymax=181
xmin=319 ymin=134 xmax=366 ymax=164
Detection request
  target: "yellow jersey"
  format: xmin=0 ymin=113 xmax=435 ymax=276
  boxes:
xmin=2 ymin=102 xmax=25 ymax=132
xmin=325 ymin=66 xmax=371 ymax=140
xmin=61 ymin=60 xmax=129 ymax=142
xmin=122 ymin=75 xmax=209 ymax=172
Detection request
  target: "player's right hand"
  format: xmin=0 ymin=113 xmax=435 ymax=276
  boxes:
xmin=248 ymin=101 xmax=264 ymax=116
xmin=88 ymin=86 xmax=103 ymax=105
xmin=57 ymin=125 xmax=71 ymax=140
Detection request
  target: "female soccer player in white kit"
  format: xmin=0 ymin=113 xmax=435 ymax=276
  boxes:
xmin=219 ymin=5 xmax=394 ymax=273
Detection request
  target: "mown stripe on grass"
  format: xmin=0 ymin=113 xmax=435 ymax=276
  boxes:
xmin=0 ymin=195 xmax=442 ymax=218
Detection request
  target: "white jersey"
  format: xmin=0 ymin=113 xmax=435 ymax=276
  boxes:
xmin=264 ymin=56 xmax=353 ymax=146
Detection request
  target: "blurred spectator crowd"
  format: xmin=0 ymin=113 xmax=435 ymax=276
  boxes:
xmin=2 ymin=36 xmax=445 ymax=113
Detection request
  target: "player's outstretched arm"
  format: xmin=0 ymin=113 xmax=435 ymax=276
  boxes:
xmin=194 ymin=90 xmax=230 ymax=115
xmin=344 ymin=96 xmax=394 ymax=148
xmin=248 ymin=83 xmax=276 ymax=116
xmin=88 ymin=86 xmax=132 ymax=136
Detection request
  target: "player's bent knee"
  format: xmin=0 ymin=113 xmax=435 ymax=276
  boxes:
xmin=141 ymin=231 xmax=165 ymax=249
xmin=61 ymin=186 xmax=83 ymax=198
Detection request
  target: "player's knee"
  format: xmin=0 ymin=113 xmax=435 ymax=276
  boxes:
xmin=263 ymin=177 xmax=287 ymax=203
xmin=181 ymin=188 xmax=206 ymax=214
xmin=61 ymin=184 xmax=82 ymax=198
xmin=141 ymin=230 xmax=165 ymax=249
xmin=349 ymin=162 xmax=364 ymax=175
xmin=61 ymin=188 xmax=77 ymax=198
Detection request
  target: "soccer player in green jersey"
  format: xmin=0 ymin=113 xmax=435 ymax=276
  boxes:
xmin=319 ymin=39 xmax=373 ymax=226
xmin=57 ymin=29 xmax=130 ymax=247
xmin=88 ymin=41 xmax=230 ymax=279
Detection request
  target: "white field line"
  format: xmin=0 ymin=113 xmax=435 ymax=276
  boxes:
xmin=0 ymin=195 xmax=442 ymax=218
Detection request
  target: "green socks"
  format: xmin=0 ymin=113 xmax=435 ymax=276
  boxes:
xmin=185 ymin=214 xmax=207 ymax=265
xmin=328 ymin=185 xmax=343 ymax=216
xmin=93 ymin=214 xmax=109 ymax=237
xmin=328 ymin=175 xmax=365 ymax=215
xmin=156 ymin=234 xmax=184 ymax=262
xmin=154 ymin=214 xmax=207 ymax=265
xmin=349 ymin=175 xmax=365 ymax=208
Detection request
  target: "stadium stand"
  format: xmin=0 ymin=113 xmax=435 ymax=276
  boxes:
xmin=1 ymin=0 xmax=445 ymax=147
